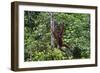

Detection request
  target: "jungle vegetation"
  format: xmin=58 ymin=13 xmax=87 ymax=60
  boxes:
xmin=24 ymin=11 xmax=90 ymax=61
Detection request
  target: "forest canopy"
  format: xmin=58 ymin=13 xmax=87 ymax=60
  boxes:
xmin=24 ymin=11 xmax=90 ymax=61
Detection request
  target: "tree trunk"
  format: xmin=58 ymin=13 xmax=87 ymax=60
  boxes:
xmin=50 ymin=12 xmax=55 ymax=48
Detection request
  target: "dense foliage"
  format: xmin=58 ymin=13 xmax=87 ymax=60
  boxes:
xmin=24 ymin=11 xmax=90 ymax=61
